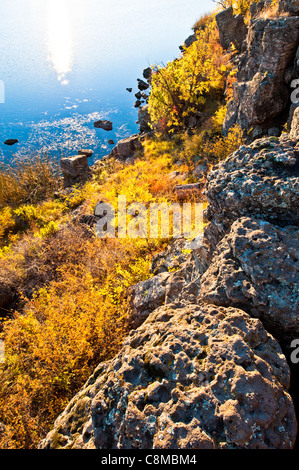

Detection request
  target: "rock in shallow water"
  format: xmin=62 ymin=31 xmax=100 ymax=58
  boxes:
xmin=4 ymin=139 xmax=18 ymax=146
xmin=38 ymin=302 xmax=296 ymax=449
xmin=94 ymin=120 xmax=113 ymax=131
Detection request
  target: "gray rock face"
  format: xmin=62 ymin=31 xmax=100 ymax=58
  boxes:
xmin=150 ymin=239 xmax=190 ymax=275
xmin=250 ymin=0 xmax=273 ymax=18
xmin=200 ymin=217 xmax=299 ymax=344
xmin=78 ymin=149 xmax=93 ymax=158
xmin=128 ymin=272 xmax=170 ymax=328
xmin=128 ymin=238 xmax=210 ymax=328
xmin=224 ymin=16 xmax=299 ymax=137
xmin=279 ymin=0 xmax=299 ymax=16
xmin=38 ymin=302 xmax=296 ymax=449
xmin=204 ymin=134 xmax=299 ymax=252
xmin=216 ymin=7 xmax=248 ymax=51
xmin=138 ymin=105 xmax=151 ymax=133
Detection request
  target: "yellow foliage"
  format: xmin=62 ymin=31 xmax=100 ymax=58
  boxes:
xmin=0 ymin=207 xmax=16 ymax=241
xmin=212 ymin=105 xmax=228 ymax=132
xmin=13 ymin=200 xmax=67 ymax=238
xmin=181 ymin=123 xmax=244 ymax=166
xmin=148 ymin=15 xmax=230 ymax=133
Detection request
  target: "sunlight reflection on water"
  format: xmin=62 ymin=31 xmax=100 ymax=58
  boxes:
xmin=47 ymin=0 xmax=73 ymax=85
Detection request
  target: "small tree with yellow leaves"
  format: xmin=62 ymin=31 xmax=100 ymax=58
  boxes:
xmin=148 ymin=16 xmax=232 ymax=134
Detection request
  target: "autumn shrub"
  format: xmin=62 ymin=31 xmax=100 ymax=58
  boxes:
xmin=192 ymin=13 xmax=213 ymax=32
xmin=0 ymin=207 xmax=16 ymax=244
xmin=0 ymin=220 xmax=167 ymax=448
xmin=213 ymin=0 xmax=281 ymax=18
xmin=148 ymin=15 xmax=234 ymax=134
xmin=213 ymin=0 xmax=259 ymax=15
xmin=181 ymin=123 xmax=244 ymax=166
xmin=0 ymin=223 xmax=102 ymax=305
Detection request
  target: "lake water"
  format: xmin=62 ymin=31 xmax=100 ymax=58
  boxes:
xmin=0 ymin=0 xmax=214 ymax=164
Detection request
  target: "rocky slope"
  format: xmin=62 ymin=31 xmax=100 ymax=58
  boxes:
xmin=39 ymin=2 xmax=299 ymax=450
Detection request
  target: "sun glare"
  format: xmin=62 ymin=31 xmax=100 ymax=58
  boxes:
xmin=47 ymin=0 xmax=72 ymax=85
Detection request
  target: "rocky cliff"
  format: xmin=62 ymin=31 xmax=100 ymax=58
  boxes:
xmin=39 ymin=2 xmax=299 ymax=450
xmin=223 ymin=0 xmax=299 ymax=139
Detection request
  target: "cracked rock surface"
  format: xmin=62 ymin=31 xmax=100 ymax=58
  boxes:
xmin=204 ymin=135 xmax=299 ymax=253
xmin=200 ymin=217 xmax=299 ymax=345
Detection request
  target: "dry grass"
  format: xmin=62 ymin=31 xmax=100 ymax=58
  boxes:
xmin=0 ymin=154 xmax=62 ymax=209
xmin=256 ymin=0 xmax=290 ymax=19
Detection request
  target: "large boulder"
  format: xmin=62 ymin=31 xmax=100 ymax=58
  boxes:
xmin=128 ymin=272 xmax=170 ymax=328
xmin=110 ymin=135 xmax=142 ymax=160
xmin=204 ymin=134 xmax=299 ymax=253
xmin=200 ymin=217 xmax=299 ymax=345
xmin=128 ymin=238 xmax=209 ymax=328
xmin=150 ymin=239 xmax=190 ymax=275
xmin=216 ymin=7 xmax=248 ymax=51
xmin=224 ymin=16 xmax=299 ymax=137
xmin=60 ymin=154 xmax=90 ymax=188
xmin=38 ymin=302 xmax=296 ymax=450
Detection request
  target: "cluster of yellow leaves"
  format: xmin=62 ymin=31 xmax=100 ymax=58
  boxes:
xmin=14 ymin=200 xmax=66 ymax=237
xmin=0 ymin=207 xmax=16 ymax=241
